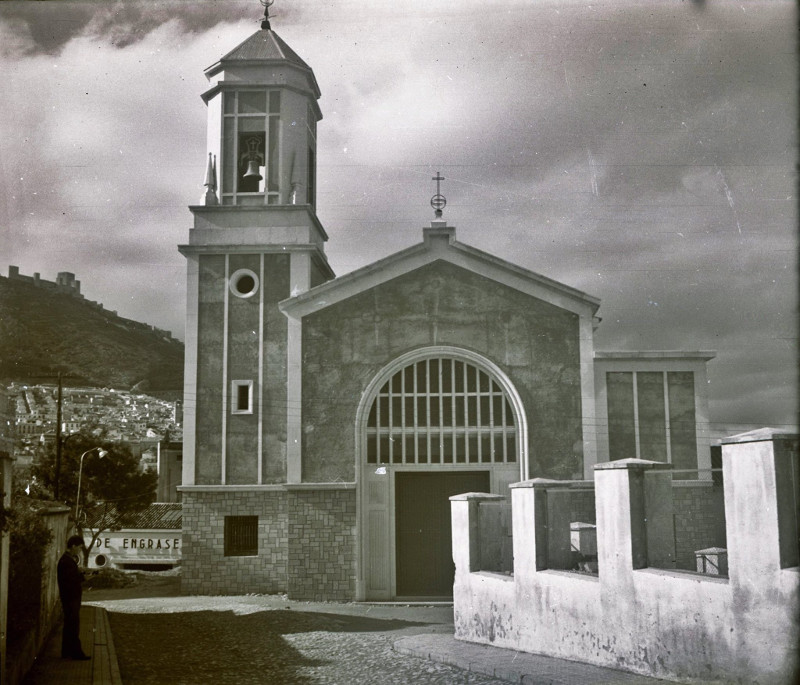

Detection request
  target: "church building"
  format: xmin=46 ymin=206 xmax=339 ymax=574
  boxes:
xmin=178 ymin=13 xmax=716 ymax=601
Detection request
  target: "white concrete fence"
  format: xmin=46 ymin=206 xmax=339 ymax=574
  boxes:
xmin=450 ymin=429 xmax=799 ymax=684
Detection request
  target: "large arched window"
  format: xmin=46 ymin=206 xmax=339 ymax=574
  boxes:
xmin=365 ymin=356 xmax=518 ymax=465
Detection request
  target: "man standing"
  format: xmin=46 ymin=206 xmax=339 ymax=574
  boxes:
xmin=57 ymin=535 xmax=91 ymax=660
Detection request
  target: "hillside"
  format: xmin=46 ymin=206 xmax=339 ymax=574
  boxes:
xmin=0 ymin=276 xmax=184 ymax=395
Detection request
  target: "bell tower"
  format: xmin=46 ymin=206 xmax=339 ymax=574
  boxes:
xmin=200 ymin=5 xmax=321 ymax=209
xmin=179 ymin=7 xmax=333 ymax=490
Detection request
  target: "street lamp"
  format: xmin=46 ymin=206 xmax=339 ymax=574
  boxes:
xmin=75 ymin=447 xmax=108 ymax=524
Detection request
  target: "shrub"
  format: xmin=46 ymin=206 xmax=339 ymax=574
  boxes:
xmin=84 ymin=567 xmax=137 ymax=590
xmin=7 ymin=501 xmax=52 ymax=645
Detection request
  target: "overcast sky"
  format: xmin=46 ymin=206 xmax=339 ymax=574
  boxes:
xmin=1 ymin=0 xmax=796 ymax=434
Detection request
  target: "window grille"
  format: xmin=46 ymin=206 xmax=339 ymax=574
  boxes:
xmin=224 ymin=516 xmax=258 ymax=556
xmin=366 ymin=357 xmax=517 ymax=465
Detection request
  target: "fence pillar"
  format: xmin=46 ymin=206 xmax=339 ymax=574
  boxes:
xmin=594 ymin=459 xmax=674 ymax=579
xmin=509 ymin=479 xmax=563 ymax=579
xmin=722 ymin=429 xmax=800 ymax=582
xmin=722 ymin=429 xmax=800 ymax=681
xmin=450 ymin=493 xmax=505 ymax=575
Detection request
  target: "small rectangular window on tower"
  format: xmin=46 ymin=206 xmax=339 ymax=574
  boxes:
xmin=224 ymin=516 xmax=258 ymax=556
xmin=231 ymin=380 xmax=254 ymax=415
xmin=307 ymin=146 xmax=316 ymax=208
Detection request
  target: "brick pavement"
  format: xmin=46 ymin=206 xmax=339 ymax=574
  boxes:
xmin=22 ymin=606 xmax=121 ymax=685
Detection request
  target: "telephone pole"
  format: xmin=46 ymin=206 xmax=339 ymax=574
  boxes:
xmin=55 ymin=373 xmax=62 ymax=500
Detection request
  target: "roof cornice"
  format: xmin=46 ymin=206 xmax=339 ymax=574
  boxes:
xmin=279 ymin=227 xmax=601 ymax=320
xmin=203 ymin=29 xmax=321 ymax=97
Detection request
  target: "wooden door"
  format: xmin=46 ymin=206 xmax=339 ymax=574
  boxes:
xmin=395 ymin=470 xmax=490 ymax=597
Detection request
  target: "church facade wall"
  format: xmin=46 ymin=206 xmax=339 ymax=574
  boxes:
xmin=262 ymin=255 xmax=291 ymax=483
xmin=196 ymin=254 xmax=226 ymax=484
xmin=286 ymin=487 xmax=356 ymax=601
xmin=181 ymin=489 xmax=288 ymax=595
xmin=301 ymin=261 xmax=584 ymax=483
xmin=227 ymin=254 xmax=262 ymax=484
xmin=192 ymin=253 xmax=291 ymax=485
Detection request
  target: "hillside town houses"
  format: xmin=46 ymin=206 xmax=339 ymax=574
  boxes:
xmin=9 ymin=383 xmax=181 ymax=468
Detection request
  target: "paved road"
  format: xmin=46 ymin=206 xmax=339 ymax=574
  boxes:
xmin=89 ymin=594 xmax=510 ymax=684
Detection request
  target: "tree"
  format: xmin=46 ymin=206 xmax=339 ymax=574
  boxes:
xmin=30 ymin=431 xmax=157 ymax=563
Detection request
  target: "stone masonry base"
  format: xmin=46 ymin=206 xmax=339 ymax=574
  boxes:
xmin=181 ymin=487 xmax=356 ymax=600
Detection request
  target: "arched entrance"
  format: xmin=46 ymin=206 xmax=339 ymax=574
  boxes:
xmin=356 ymin=347 xmax=528 ymax=600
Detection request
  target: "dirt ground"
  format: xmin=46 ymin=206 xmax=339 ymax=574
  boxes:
xmin=84 ymin=569 xmax=183 ymax=602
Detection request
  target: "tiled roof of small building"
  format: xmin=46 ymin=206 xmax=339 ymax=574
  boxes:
xmin=85 ymin=502 xmax=181 ymax=530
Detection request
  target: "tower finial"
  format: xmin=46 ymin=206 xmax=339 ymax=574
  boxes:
xmin=260 ymin=0 xmax=275 ymax=30
xmin=202 ymin=153 xmax=218 ymax=206
xmin=430 ymin=171 xmax=446 ymax=219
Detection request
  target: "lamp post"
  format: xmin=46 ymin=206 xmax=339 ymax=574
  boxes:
xmin=75 ymin=447 xmax=108 ymax=524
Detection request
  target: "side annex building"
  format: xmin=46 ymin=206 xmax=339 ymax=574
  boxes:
xmin=178 ymin=20 xmax=717 ymax=601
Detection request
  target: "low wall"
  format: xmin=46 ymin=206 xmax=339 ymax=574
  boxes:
xmin=6 ymin=505 xmax=70 ymax=685
xmin=1 ymin=454 xmax=12 ymax=685
xmin=673 ymin=481 xmax=726 ymax=569
xmin=451 ymin=430 xmax=799 ymax=684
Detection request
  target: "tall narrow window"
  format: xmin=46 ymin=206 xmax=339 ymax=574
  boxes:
xmin=231 ymin=380 xmax=253 ymax=415
xmin=307 ymin=146 xmax=316 ymax=209
xmin=667 ymin=372 xmax=697 ymax=477
xmin=607 ymin=372 xmax=636 ymax=461
xmin=365 ymin=357 xmax=517 ymax=465
xmin=221 ymin=90 xmax=281 ymax=205
xmin=606 ymin=371 xmax=699 ymax=477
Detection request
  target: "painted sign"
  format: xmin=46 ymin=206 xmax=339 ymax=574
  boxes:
xmin=85 ymin=530 xmax=182 ymax=569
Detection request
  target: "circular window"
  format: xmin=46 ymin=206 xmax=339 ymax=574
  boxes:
xmin=95 ymin=554 xmax=108 ymax=568
xmin=230 ymin=269 xmax=259 ymax=298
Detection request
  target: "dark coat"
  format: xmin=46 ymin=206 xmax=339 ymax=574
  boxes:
xmin=57 ymin=552 xmax=84 ymax=604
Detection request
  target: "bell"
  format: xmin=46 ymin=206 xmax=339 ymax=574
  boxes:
xmin=243 ymin=160 xmax=262 ymax=181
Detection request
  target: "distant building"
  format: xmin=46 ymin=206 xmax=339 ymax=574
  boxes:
xmin=85 ymin=503 xmax=182 ymax=570
xmin=4 ymin=265 xmax=176 ymax=340
xmin=7 ymin=265 xmax=82 ymax=297
xmin=157 ymin=440 xmax=182 ymax=503
xmin=178 ymin=20 xmax=721 ymax=602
